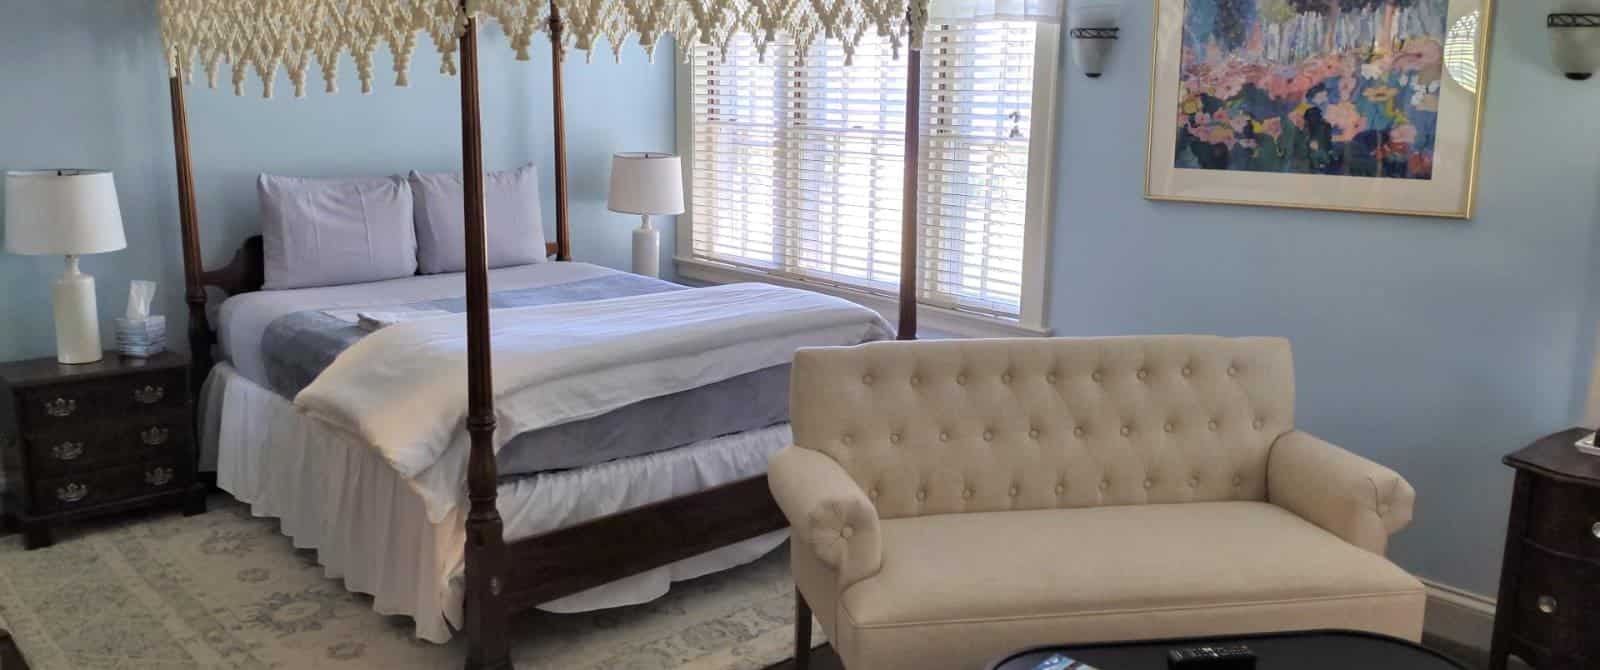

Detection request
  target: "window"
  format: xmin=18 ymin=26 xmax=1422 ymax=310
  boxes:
xmin=677 ymin=19 xmax=1058 ymax=331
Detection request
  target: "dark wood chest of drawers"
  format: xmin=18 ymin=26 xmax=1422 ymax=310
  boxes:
xmin=0 ymin=352 xmax=205 ymax=549
xmin=1491 ymin=428 xmax=1600 ymax=669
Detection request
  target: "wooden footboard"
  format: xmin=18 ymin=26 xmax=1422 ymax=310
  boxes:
xmin=495 ymin=474 xmax=788 ymax=613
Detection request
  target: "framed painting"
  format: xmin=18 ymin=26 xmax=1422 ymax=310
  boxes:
xmin=1144 ymin=0 xmax=1493 ymax=218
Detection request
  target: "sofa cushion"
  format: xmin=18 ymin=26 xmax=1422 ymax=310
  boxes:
xmin=825 ymin=502 xmax=1423 ymax=668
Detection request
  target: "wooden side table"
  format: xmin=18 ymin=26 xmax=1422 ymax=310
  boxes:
xmin=0 ymin=352 xmax=206 ymax=549
xmin=1490 ymin=428 xmax=1600 ymax=669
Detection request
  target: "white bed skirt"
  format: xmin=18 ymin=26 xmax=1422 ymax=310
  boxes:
xmin=200 ymin=363 xmax=790 ymax=643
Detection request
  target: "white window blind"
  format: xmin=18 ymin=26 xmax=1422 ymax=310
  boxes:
xmin=687 ymin=20 xmax=1041 ymax=319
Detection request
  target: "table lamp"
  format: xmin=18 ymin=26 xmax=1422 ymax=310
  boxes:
xmin=4 ymin=170 xmax=127 ymax=364
xmin=608 ymin=152 xmax=684 ymax=278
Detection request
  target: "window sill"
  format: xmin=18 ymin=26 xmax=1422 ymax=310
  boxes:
xmin=674 ymin=257 xmax=1053 ymax=339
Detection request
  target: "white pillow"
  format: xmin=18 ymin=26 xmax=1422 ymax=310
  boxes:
xmin=258 ymin=174 xmax=418 ymax=290
xmin=410 ymin=164 xmax=548 ymax=274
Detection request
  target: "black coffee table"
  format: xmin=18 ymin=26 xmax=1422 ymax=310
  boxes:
xmin=986 ymin=630 xmax=1466 ymax=670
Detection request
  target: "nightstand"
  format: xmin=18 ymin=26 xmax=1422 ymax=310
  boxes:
xmin=0 ymin=352 xmax=205 ymax=549
xmin=1490 ymin=428 xmax=1600 ymax=669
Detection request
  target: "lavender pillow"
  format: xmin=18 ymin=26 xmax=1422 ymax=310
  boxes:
xmin=258 ymin=175 xmax=418 ymax=290
xmin=410 ymin=164 xmax=547 ymax=274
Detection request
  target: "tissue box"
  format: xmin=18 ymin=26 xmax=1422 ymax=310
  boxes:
xmin=115 ymin=316 xmax=167 ymax=358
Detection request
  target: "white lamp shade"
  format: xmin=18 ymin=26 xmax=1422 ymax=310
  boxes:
xmin=608 ymin=153 xmax=685 ymax=216
xmin=4 ymin=170 xmax=127 ymax=256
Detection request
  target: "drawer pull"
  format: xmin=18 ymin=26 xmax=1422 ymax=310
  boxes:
xmin=44 ymin=398 xmax=76 ymax=417
xmin=1592 ymin=522 xmax=1600 ymax=541
xmin=140 ymin=427 xmax=170 ymax=446
xmin=133 ymin=385 xmax=166 ymax=405
xmin=1538 ymin=595 xmax=1558 ymax=615
xmin=144 ymin=467 xmax=174 ymax=487
xmin=56 ymin=482 xmax=88 ymax=503
xmin=50 ymin=441 xmax=85 ymax=461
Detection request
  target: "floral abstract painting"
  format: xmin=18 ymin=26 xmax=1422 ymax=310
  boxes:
xmin=1146 ymin=0 xmax=1490 ymax=217
xmin=1175 ymin=0 xmax=1448 ymax=180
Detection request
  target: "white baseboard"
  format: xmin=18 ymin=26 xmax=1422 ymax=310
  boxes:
xmin=1423 ymin=579 xmax=1497 ymax=651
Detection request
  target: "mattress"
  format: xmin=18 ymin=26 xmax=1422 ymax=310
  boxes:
xmin=215 ymin=262 xmax=793 ymax=476
xmin=203 ymin=363 xmax=789 ymax=643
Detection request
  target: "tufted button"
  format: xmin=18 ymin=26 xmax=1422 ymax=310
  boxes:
xmin=841 ymin=435 xmax=853 ymax=446
xmin=1001 ymin=373 xmax=1012 ymax=384
xmin=916 ymin=490 xmax=927 ymax=502
xmin=983 ymin=430 xmax=994 ymax=441
xmin=956 ymin=374 xmax=967 ymax=385
xmin=890 ymin=433 xmax=902 ymax=444
xmin=1188 ymin=476 xmax=1200 ymax=488
xmin=869 ymin=488 xmax=880 ymax=499
xmin=1029 ymin=428 xmax=1040 ymax=439
xmin=1073 ymin=426 xmax=1085 ymax=437
xmin=1181 ymin=366 xmax=1192 ymax=377
xmin=861 ymin=374 xmax=874 ymax=385
xmin=1091 ymin=370 xmax=1104 ymax=382
xmin=1009 ymin=486 xmax=1020 ymax=497
xmin=1143 ymin=478 xmax=1153 ymax=489
xmin=1099 ymin=478 xmax=1111 ymax=491
xmin=1120 ymin=425 xmax=1131 ymax=437
xmin=1227 ymin=365 xmax=1239 ymax=377
xmin=962 ymin=488 xmax=973 ymax=499
xmin=1208 ymin=420 xmax=1219 ymax=431
xmin=1163 ymin=422 xmax=1174 ymax=433
xmin=1055 ymin=483 xmax=1066 ymax=494
xmin=1136 ymin=369 xmax=1148 ymax=381
xmin=841 ymin=525 xmax=854 ymax=539
xmin=1378 ymin=503 xmax=1391 ymax=515
xmin=1253 ymin=419 xmax=1265 ymax=430
xmin=1046 ymin=372 xmax=1058 ymax=383
xmin=1232 ymin=475 xmax=1243 ymax=487
xmin=910 ymin=375 xmax=921 ymax=386
xmin=939 ymin=431 xmax=950 ymax=442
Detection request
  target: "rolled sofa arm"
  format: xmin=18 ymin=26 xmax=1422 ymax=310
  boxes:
xmin=1267 ymin=430 xmax=1416 ymax=555
xmin=768 ymin=446 xmax=883 ymax=589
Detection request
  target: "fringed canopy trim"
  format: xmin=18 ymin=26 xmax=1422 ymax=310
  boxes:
xmin=158 ymin=0 xmax=933 ymax=98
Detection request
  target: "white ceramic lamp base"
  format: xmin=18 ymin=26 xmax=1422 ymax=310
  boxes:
xmin=52 ymin=255 xmax=103 ymax=365
xmin=632 ymin=215 xmax=661 ymax=278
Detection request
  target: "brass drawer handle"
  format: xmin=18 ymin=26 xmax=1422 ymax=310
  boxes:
xmin=50 ymin=441 xmax=85 ymax=461
xmin=1538 ymin=595 xmax=1558 ymax=615
xmin=133 ymin=385 xmax=166 ymax=405
xmin=44 ymin=398 xmax=76 ymax=417
xmin=1591 ymin=522 xmax=1600 ymax=541
xmin=140 ymin=427 xmax=171 ymax=446
xmin=144 ymin=467 xmax=174 ymax=487
xmin=56 ymin=482 xmax=88 ymax=503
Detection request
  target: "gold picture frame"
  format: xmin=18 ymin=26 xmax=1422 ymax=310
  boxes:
xmin=1143 ymin=0 xmax=1493 ymax=219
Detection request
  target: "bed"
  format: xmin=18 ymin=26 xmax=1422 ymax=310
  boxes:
xmin=197 ymin=248 xmax=891 ymax=642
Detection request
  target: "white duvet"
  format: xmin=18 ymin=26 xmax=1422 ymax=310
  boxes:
xmin=295 ymin=282 xmax=893 ymax=520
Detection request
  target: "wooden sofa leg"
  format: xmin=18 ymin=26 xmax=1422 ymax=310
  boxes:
xmin=795 ymin=588 xmax=813 ymax=670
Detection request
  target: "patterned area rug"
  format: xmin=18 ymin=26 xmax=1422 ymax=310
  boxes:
xmin=0 ymin=498 xmax=812 ymax=669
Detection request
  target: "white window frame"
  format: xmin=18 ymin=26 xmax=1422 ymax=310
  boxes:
xmin=673 ymin=24 xmax=1060 ymax=338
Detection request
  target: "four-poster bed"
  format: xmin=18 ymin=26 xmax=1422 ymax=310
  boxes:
xmin=159 ymin=0 xmax=929 ymax=667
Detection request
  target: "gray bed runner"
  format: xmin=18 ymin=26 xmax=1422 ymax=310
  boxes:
xmin=260 ymin=274 xmax=791 ymax=477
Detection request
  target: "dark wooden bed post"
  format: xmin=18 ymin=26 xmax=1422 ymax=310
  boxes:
xmin=548 ymin=0 xmax=573 ymax=261
xmin=168 ymin=75 xmax=212 ymax=390
xmin=458 ymin=7 xmax=512 ymax=670
xmin=897 ymin=36 xmax=921 ymax=341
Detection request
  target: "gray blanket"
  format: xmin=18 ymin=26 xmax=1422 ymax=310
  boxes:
xmin=260 ymin=274 xmax=791 ymax=477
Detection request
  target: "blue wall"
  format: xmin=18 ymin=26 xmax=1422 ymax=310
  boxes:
xmin=1050 ymin=4 xmax=1600 ymax=596
xmin=0 ymin=0 xmax=675 ymax=360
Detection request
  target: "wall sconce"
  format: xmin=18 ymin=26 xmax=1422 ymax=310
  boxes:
xmin=1550 ymin=0 xmax=1600 ymax=80
xmin=1068 ymin=0 xmax=1122 ymax=78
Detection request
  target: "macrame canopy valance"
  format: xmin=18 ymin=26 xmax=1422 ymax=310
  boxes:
xmin=161 ymin=0 xmax=936 ymax=98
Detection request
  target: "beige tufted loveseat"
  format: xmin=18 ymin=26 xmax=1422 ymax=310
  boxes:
xmin=769 ymin=336 xmax=1424 ymax=669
